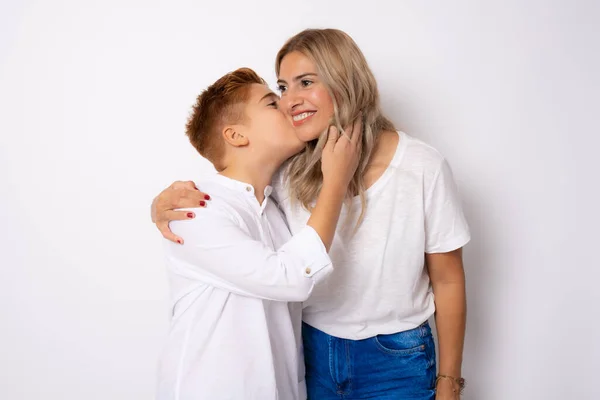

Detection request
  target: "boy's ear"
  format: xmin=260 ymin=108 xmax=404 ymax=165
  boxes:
xmin=222 ymin=126 xmax=249 ymax=147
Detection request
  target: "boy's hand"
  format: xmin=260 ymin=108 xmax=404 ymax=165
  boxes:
xmin=321 ymin=116 xmax=363 ymax=192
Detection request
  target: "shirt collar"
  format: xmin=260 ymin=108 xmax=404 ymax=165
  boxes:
xmin=211 ymin=173 xmax=273 ymax=199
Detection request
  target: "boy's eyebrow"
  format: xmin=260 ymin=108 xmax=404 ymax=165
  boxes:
xmin=276 ymin=73 xmax=317 ymax=85
xmin=259 ymin=92 xmax=278 ymax=103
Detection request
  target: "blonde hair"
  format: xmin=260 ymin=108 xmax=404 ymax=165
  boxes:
xmin=275 ymin=28 xmax=395 ymax=224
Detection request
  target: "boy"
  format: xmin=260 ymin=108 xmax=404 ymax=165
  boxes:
xmin=157 ymin=68 xmax=360 ymax=399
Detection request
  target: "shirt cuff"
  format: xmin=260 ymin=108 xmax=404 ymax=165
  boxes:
xmin=280 ymin=226 xmax=333 ymax=284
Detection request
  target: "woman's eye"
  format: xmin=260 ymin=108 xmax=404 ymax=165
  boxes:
xmin=277 ymin=85 xmax=287 ymax=93
xmin=301 ymin=80 xmax=313 ymax=87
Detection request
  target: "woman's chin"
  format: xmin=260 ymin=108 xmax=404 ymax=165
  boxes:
xmin=295 ymin=127 xmax=324 ymax=143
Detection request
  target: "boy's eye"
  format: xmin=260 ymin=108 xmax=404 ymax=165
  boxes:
xmin=268 ymin=101 xmax=278 ymax=108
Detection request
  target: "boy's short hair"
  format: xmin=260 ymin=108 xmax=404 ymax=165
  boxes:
xmin=186 ymin=68 xmax=265 ymax=170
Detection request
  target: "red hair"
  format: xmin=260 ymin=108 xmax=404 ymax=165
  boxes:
xmin=186 ymin=68 xmax=265 ymax=170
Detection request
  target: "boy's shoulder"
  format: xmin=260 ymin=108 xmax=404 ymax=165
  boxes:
xmin=188 ymin=175 xmax=289 ymax=231
xmin=192 ymin=176 xmax=251 ymax=222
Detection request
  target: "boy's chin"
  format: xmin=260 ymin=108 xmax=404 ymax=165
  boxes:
xmin=260 ymin=145 xmax=300 ymax=164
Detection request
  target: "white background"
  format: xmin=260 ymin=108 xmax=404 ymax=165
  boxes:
xmin=1 ymin=1 xmax=598 ymax=399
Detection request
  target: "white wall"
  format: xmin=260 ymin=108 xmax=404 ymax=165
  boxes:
xmin=1 ymin=1 xmax=598 ymax=399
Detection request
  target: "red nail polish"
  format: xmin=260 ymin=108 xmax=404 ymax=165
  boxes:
xmin=200 ymin=200 xmax=206 ymax=207
xmin=177 ymin=239 xmax=182 ymax=244
xmin=187 ymin=212 xmax=194 ymax=218
xmin=204 ymin=194 xmax=211 ymax=200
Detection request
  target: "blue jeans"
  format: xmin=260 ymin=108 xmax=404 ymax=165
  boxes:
xmin=302 ymin=321 xmax=437 ymax=399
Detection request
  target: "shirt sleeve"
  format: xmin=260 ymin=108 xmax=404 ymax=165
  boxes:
xmin=424 ymin=158 xmax=471 ymax=254
xmin=164 ymin=209 xmax=332 ymax=302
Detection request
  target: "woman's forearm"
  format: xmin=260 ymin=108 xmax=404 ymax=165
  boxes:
xmin=433 ymin=279 xmax=466 ymax=377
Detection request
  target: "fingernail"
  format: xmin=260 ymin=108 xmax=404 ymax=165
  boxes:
xmin=204 ymin=194 xmax=211 ymax=200
xmin=176 ymin=239 xmax=182 ymax=244
xmin=200 ymin=200 xmax=206 ymax=207
xmin=187 ymin=212 xmax=194 ymax=218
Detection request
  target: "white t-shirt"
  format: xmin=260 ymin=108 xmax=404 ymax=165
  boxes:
xmin=158 ymin=174 xmax=332 ymax=399
xmin=274 ymin=131 xmax=471 ymax=340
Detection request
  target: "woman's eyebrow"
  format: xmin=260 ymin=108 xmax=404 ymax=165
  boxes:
xmin=277 ymin=73 xmax=317 ymax=85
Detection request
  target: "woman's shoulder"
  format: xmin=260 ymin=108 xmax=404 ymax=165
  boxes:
xmin=271 ymin=163 xmax=293 ymax=204
xmin=371 ymin=130 xmax=400 ymax=163
xmin=395 ymin=131 xmax=446 ymax=171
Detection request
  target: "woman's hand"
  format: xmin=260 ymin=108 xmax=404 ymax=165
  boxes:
xmin=435 ymin=377 xmax=461 ymax=399
xmin=151 ymin=181 xmax=210 ymax=244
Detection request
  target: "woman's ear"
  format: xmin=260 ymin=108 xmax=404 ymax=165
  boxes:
xmin=222 ymin=126 xmax=249 ymax=147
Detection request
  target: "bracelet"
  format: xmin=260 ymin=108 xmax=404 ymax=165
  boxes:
xmin=436 ymin=374 xmax=465 ymax=395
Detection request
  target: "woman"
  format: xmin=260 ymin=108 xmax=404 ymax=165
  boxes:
xmin=152 ymin=29 xmax=469 ymax=399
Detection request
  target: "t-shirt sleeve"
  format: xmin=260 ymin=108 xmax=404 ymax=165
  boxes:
xmin=424 ymin=158 xmax=471 ymax=253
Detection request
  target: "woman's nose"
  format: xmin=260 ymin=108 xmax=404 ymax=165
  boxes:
xmin=281 ymin=89 xmax=303 ymax=114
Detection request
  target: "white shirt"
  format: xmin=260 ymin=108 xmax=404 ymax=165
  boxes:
xmin=157 ymin=174 xmax=332 ymax=400
xmin=274 ymin=131 xmax=471 ymax=340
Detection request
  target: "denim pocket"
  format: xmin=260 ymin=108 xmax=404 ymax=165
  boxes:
xmin=373 ymin=330 xmax=426 ymax=356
